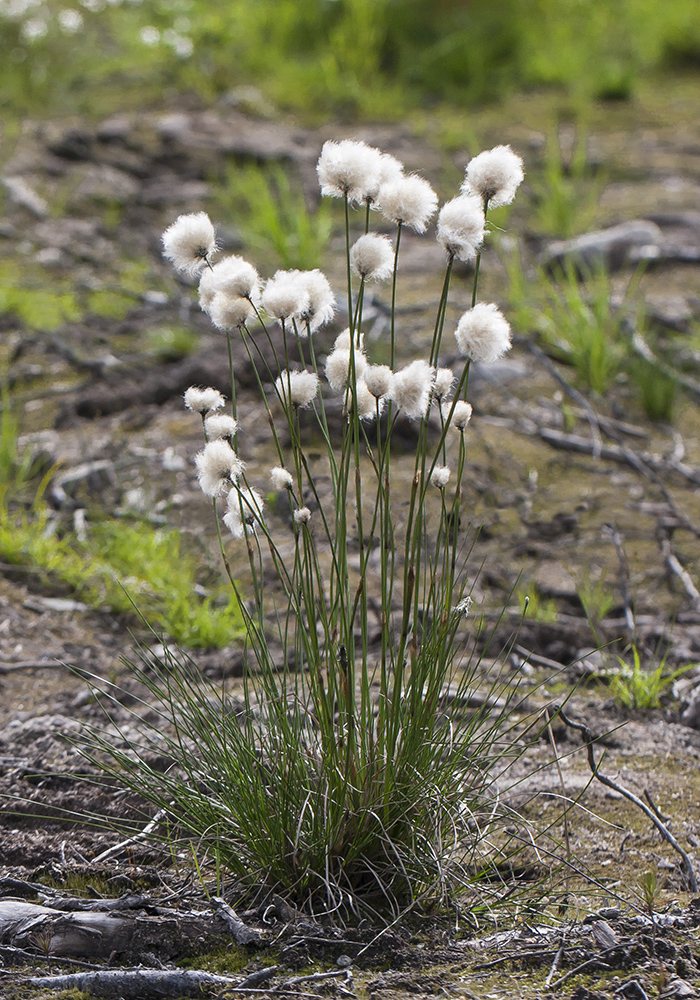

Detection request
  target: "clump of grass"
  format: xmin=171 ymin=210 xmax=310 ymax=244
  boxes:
xmin=609 ymin=644 xmax=695 ymax=710
xmin=214 ymin=162 xmax=332 ymax=270
xmin=0 ymin=507 xmax=244 ymax=648
xmin=78 ymin=139 xmax=548 ymax=917
xmin=629 ymin=352 xmax=677 ymax=423
xmin=0 ymin=384 xmax=40 ymax=498
xmin=529 ymin=125 xmax=606 ymax=238
xmin=535 ymin=265 xmax=630 ymax=395
xmin=504 ymin=250 xmax=648 ymax=398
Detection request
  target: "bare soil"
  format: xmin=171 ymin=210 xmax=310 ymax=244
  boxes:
xmin=2 ymin=86 xmax=700 ymax=997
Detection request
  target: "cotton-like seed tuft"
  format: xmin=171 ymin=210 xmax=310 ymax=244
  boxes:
xmin=292 ymin=269 xmax=336 ymax=333
xmin=431 ymin=465 xmax=451 ymax=489
xmin=293 ymin=506 xmax=312 ymax=525
xmin=433 ymin=368 xmax=455 ymax=400
xmin=333 ymin=328 xmax=364 ymax=352
xmin=195 ymin=439 xmax=243 ymax=497
xmin=376 ymin=175 xmax=438 ymax=233
xmin=442 ymin=399 xmax=472 ymax=431
xmin=350 ymin=234 xmax=394 ymax=281
xmin=455 ymin=303 xmax=512 ymax=364
xmin=205 ymin=413 xmax=237 ymax=442
xmin=364 ymin=365 xmax=393 ymax=398
xmin=270 ymin=466 xmax=294 ymax=490
xmin=455 ymin=595 xmax=473 ymax=616
xmin=354 ymin=379 xmax=385 ymax=421
xmin=198 ymin=268 xmax=217 ymax=314
xmin=210 ymin=255 xmax=260 ymax=300
xmin=224 ymin=487 xmax=264 ymax=538
xmin=389 ymin=360 xmax=434 ymax=419
xmin=316 ymin=139 xmax=384 ymax=204
xmin=325 ymin=348 xmax=368 ymax=393
xmin=275 ymin=369 xmax=320 ymax=409
xmin=262 ymin=270 xmax=310 ymax=323
xmin=184 ymin=386 xmax=225 ymax=415
xmin=209 ymin=292 xmax=255 ymax=330
xmin=437 ymin=195 xmax=485 ymax=262
xmin=462 ymin=145 xmax=524 ymax=208
xmin=377 ymin=152 xmax=404 ymax=188
xmin=162 ymin=212 xmax=217 ymax=275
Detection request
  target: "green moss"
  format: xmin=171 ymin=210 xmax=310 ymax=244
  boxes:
xmin=0 ymin=255 xmax=157 ymax=332
xmin=38 ymin=873 xmax=116 ymax=897
xmin=85 ymin=288 xmax=137 ymax=320
xmin=143 ymin=325 xmax=199 ymax=361
xmin=179 ymin=943 xmax=251 ymax=974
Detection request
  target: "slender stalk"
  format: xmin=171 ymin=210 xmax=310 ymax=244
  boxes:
xmin=471 ymin=196 xmax=490 ymax=308
xmin=390 ymin=222 xmax=402 ymax=368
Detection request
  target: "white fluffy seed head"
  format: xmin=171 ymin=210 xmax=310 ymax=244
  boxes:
xmin=270 ymin=466 xmax=294 ymax=490
xmin=455 ymin=303 xmax=512 ymax=364
xmin=364 ymin=364 xmax=393 ymax=398
xmin=455 ymin=595 xmax=473 ymax=616
xmin=275 ymin=369 xmax=320 ymax=408
xmin=198 ymin=267 xmax=217 ymax=314
xmin=209 ymin=255 xmax=260 ymax=300
xmin=354 ymin=379 xmax=384 ymax=421
xmin=376 ymin=175 xmax=438 ymax=232
xmin=195 ymin=439 xmax=243 ymax=497
xmin=378 ymin=152 xmax=404 ymax=187
xmin=223 ymin=487 xmax=264 ymax=538
xmin=209 ymin=292 xmax=255 ymax=330
xmin=350 ymin=233 xmax=395 ymax=281
xmin=462 ymin=145 xmax=525 ymax=208
xmin=389 ymin=359 xmax=434 ymax=419
xmin=204 ymin=413 xmax=237 ymax=441
xmin=433 ymin=368 xmax=455 ymax=400
xmin=262 ymin=270 xmax=310 ymax=323
xmin=325 ymin=348 xmax=368 ymax=393
xmin=162 ymin=212 xmax=217 ymax=275
xmin=316 ymin=139 xmax=384 ymax=204
xmin=442 ymin=399 xmax=472 ymax=431
xmin=293 ymin=269 xmax=336 ymax=333
xmin=293 ymin=506 xmax=312 ymax=525
xmin=333 ymin=328 xmax=364 ymax=352
xmin=437 ymin=194 xmax=485 ymax=262
xmin=184 ymin=386 xmax=225 ymax=415
xmin=431 ymin=465 xmax=451 ymax=489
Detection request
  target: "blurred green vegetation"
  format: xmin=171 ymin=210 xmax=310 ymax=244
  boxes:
xmin=0 ymin=0 xmax=699 ymax=121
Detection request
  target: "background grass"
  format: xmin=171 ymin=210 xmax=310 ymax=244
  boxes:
xmin=1 ymin=0 xmax=699 ymax=121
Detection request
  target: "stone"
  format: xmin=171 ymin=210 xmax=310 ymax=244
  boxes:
xmin=1 ymin=176 xmax=49 ymax=217
xmin=69 ymin=163 xmax=140 ymax=207
xmin=541 ymin=220 xmax=663 ymax=272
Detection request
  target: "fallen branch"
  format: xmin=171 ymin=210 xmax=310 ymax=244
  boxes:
xmin=92 ymin=809 xmax=167 ymax=864
xmin=544 ymin=937 xmax=566 ymax=988
xmin=0 ymin=660 xmax=64 ymax=673
xmin=212 ymin=896 xmax=264 ymax=946
xmin=554 ymin=706 xmax=698 ymax=892
xmin=524 ymin=339 xmax=604 ymax=457
xmin=512 ymin=644 xmax=568 ymax=673
xmin=603 ymin=523 xmax=635 ymax=634
xmin=21 ymin=968 xmax=248 ymax=999
xmin=659 ymin=532 xmax=700 ymax=611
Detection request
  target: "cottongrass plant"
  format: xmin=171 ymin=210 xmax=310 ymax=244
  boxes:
xmin=81 ymin=141 xmax=543 ymax=918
